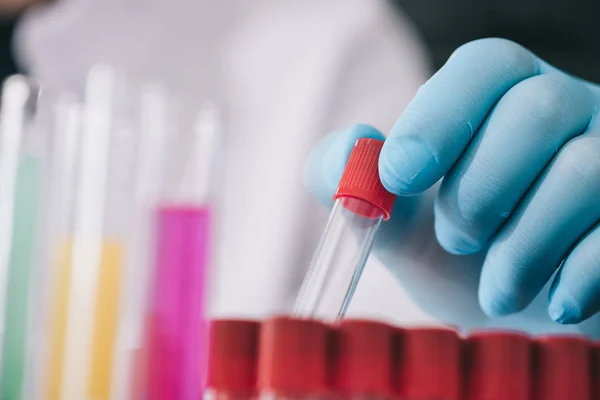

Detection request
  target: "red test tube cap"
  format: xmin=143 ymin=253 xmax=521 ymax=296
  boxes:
xmin=464 ymin=331 xmax=532 ymax=400
xmin=206 ymin=320 xmax=260 ymax=395
xmin=332 ymin=319 xmax=395 ymax=397
xmin=532 ymin=335 xmax=591 ymax=400
xmin=334 ymin=138 xmax=396 ymax=220
xmin=257 ymin=317 xmax=331 ymax=396
xmin=396 ymin=327 xmax=461 ymax=400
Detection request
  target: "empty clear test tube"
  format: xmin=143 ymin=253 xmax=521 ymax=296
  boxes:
xmin=294 ymin=138 xmax=396 ymax=321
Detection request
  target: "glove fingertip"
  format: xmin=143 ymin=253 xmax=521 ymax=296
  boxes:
xmin=379 ymin=137 xmax=437 ymax=195
xmin=548 ymin=285 xmax=587 ymax=325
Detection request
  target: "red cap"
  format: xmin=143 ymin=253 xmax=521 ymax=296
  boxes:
xmin=532 ymin=335 xmax=591 ymax=400
xmin=464 ymin=331 xmax=532 ymax=400
xmin=257 ymin=317 xmax=331 ymax=396
xmin=396 ymin=327 xmax=461 ymax=400
xmin=334 ymin=138 xmax=396 ymax=220
xmin=206 ymin=320 xmax=260 ymax=394
xmin=331 ymin=319 xmax=395 ymax=396
xmin=591 ymin=342 xmax=600 ymax=399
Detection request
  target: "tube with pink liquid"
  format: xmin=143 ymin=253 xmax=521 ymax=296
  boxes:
xmin=144 ymin=104 xmax=220 ymax=400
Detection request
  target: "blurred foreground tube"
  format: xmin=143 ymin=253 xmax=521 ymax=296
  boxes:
xmin=258 ymin=317 xmax=330 ymax=400
xmin=396 ymin=328 xmax=461 ymax=400
xmin=532 ymin=336 xmax=591 ymax=400
xmin=464 ymin=331 xmax=532 ymax=400
xmin=206 ymin=320 xmax=260 ymax=400
xmin=331 ymin=319 xmax=395 ymax=400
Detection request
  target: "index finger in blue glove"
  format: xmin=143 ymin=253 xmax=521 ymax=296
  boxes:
xmin=379 ymin=38 xmax=540 ymax=195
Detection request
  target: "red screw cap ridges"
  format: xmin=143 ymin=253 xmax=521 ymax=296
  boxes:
xmin=334 ymin=138 xmax=396 ymax=220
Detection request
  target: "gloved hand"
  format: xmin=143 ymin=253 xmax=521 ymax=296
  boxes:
xmin=305 ymin=38 xmax=600 ymax=329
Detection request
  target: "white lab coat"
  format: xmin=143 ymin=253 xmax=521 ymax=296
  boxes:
xmin=14 ymin=0 xmax=433 ymax=324
xmin=15 ymin=0 xmax=600 ymax=336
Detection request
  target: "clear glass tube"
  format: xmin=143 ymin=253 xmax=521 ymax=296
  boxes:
xmin=294 ymin=196 xmax=383 ymax=321
xmin=109 ymin=83 xmax=168 ymax=400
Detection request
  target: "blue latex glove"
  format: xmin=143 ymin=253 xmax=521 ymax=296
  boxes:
xmin=305 ymin=38 xmax=600 ymax=330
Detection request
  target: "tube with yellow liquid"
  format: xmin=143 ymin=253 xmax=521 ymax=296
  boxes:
xmin=37 ymin=66 xmax=136 ymax=400
xmin=26 ymin=100 xmax=81 ymax=400
xmin=44 ymin=239 xmax=124 ymax=399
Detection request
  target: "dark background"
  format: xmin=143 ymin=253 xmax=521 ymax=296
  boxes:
xmin=393 ymin=0 xmax=600 ymax=82
xmin=0 ymin=16 xmax=17 ymax=81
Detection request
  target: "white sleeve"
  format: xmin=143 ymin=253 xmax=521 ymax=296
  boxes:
xmin=210 ymin=0 xmax=434 ymax=318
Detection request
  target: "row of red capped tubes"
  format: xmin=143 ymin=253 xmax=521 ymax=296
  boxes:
xmin=206 ymin=317 xmax=600 ymax=400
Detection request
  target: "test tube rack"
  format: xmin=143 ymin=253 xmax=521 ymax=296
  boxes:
xmin=207 ymin=317 xmax=600 ymax=400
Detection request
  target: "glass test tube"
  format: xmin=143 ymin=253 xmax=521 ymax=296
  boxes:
xmin=109 ymin=84 xmax=168 ymax=400
xmin=58 ymin=65 xmax=115 ymax=400
xmin=0 ymin=76 xmax=40 ymax=400
xmin=464 ymin=331 xmax=531 ymax=400
xmin=145 ymin=104 xmax=219 ymax=400
xmin=205 ymin=320 xmax=260 ymax=400
xmin=87 ymin=73 xmax=142 ymax=400
xmin=39 ymin=101 xmax=82 ymax=400
xmin=257 ymin=317 xmax=330 ymax=400
xmin=59 ymin=65 xmax=133 ymax=400
xmin=294 ymin=138 xmax=396 ymax=321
